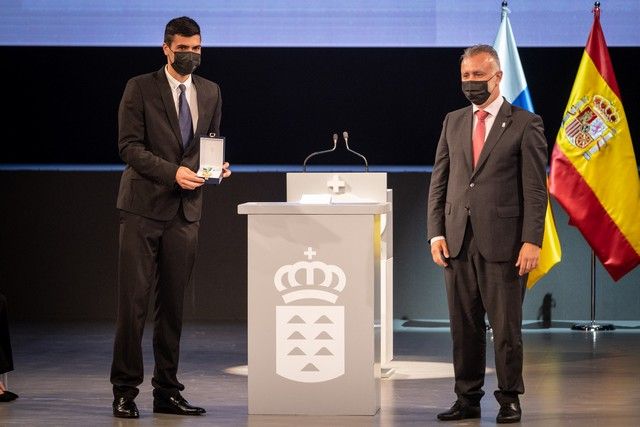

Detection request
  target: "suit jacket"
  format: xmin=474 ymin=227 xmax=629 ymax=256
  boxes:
xmin=116 ymin=67 xmax=222 ymax=222
xmin=0 ymin=293 xmax=13 ymax=374
xmin=427 ymin=99 xmax=548 ymax=262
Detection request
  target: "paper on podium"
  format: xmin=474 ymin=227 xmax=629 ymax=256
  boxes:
xmin=196 ymin=135 xmax=225 ymax=184
xmin=298 ymin=193 xmax=377 ymax=204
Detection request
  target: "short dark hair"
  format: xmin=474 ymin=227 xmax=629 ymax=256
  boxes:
xmin=460 ymin=44 xmax=501 ymax=69
xmin=164 ymin=16 xmax=201 ymax=45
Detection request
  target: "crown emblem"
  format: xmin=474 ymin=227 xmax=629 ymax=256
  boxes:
xmin=274 ymin=247 xmax=346 ymax=304
xmin=592 ymin=95 xmax=619 ymax=123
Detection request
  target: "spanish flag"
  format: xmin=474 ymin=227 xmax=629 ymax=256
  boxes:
xmin=493 ymin=3 xmax=562 ymax=288
xmin=549 ymin=3 xmax=640 ymax=281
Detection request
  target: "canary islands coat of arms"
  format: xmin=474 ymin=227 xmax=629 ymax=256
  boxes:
xmin=273 ymin=247 xmax=346 ymax=383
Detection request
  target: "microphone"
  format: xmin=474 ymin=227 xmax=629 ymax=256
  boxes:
xmin=342 ymin=130 xmax=369 ymax=172
xmin=303 ymin=133 xmax=339 ymax=171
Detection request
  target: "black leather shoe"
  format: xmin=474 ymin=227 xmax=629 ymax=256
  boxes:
xmin=153 ymin=395 xmax=206 ymax=416
xmin=496 ymin=402 xmax=521 ymax=423
xmin=0 ymin=390 xmax=19 ymax=402
xmin=436 ymin=401 xmax=481 ymax=421
xmin=112 ymin=397 xmax=139 ymax=418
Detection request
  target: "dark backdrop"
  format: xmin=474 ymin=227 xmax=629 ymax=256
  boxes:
xmin=2 ymin=170 xmax=639 ymax=322
xmin=4 ymin=46 xmax=639 ymax=166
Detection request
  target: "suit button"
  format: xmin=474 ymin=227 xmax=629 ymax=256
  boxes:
xmin=469 ymin=183 xmax=475 ymax=188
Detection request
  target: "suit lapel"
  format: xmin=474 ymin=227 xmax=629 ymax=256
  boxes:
xmin=193 ymin=76 xmax=211 ymax=138
xmin=156 ymin=68 xmax=184 ymax=150
xmin=472 ymin=100 xmax=513 ymax=178
xmin=460 ymin=107 xmax=474 ymax=174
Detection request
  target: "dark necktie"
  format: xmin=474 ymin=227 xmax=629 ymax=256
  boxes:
xmin=472 ymin=109 xmax=489 ymax=168
xmin=178 ymin=84 xmax=193 ymax=147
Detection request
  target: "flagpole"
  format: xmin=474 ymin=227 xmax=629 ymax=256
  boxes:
xmin=571 ymin=249 xmax=614 ymax=331
xmin=550 ymin=1 xmax=638 ymax=326
xmin=569 ymin=1 xmax=615 ymax=333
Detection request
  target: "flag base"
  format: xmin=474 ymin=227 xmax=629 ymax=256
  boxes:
xmin=571 ymin=321 xmax=615 ymax=331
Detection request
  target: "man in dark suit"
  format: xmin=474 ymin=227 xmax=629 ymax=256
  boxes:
xmin=427 ymin=45 xmax=547 ymax=424
xmin=110 ymin=16 xmax=231 ymax=419
xmin=0 ymin=293 xmax=18 ymax=402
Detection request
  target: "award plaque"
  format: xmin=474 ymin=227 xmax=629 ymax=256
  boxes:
xmin=197 ymin=135 xmax=225 ymax=184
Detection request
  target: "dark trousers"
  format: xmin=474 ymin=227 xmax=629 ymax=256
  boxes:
xmin=0 ymin=293 xmax=14 ymax=375
xmin=110 ymin=209 xmax=199 ymax=400
xmin=444 ymin=222 xmax=526 ymax=406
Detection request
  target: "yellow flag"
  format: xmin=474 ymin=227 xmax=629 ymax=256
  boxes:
xmin=527 ymin=180 xmax=562 ymax=288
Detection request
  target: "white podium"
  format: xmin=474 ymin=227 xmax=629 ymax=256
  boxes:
xmin=286 ymin=172 xmax=394 ymax=368
xmin=238 ymin=202 xmax=389 ymax=415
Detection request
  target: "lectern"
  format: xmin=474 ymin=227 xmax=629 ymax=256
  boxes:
xmin=238 ymin=202 xmax=389 ymax=415
xmin=286 ymin=172 xmax=394 ymax=368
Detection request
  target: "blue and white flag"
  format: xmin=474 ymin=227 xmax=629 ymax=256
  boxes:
xmin=493 ymin=3 xmax=562 ymax=288
xmin=493 ymin=4 xmax=534 ymax=112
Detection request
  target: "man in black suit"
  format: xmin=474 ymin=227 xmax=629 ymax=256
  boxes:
xmin=110 ymin=16 xmax=231 ymax=419
xmin=427 ymin=45 xmax=548 ymax=423
xmin=0 ymin=293 xmax=18 ymax=402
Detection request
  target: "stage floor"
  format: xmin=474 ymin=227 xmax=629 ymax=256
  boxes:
xmin=2 ymin=320 xmax=639 ymax=426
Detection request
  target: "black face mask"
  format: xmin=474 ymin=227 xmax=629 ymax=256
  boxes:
xmin=461 ymin=74 xmax=496 ymax=105
xmin=171 ymin=50 xmax=201 ymax=76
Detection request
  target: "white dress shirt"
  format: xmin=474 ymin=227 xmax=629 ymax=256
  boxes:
xmin=164 ymin=66 xmax=199 ymax=132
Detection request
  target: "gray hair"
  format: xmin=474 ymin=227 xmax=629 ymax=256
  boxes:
xmin=460 ymin=44 xmax=501 ymax=70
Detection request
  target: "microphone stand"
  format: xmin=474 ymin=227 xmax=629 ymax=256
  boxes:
xmin=303 ymin=133 xmax=338 ymax=172
xmin=342 ymin=131 xmax=369 ymax=172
